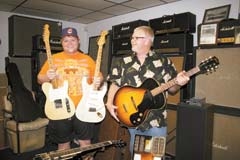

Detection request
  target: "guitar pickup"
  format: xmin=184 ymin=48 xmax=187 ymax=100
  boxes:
xmin=88 ymin=108 xmax=96 ymax=112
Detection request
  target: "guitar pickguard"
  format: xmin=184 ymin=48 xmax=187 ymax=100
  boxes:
xmin=130 ymin=89 xmax=165 ymax=126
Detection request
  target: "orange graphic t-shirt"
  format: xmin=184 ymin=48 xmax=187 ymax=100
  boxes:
xmin=39 ymin=51 xmax=96 ymax=107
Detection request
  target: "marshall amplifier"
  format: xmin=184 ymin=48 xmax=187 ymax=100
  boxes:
xmin=217 ymin=19 xmax=240 ymax=44
xmin=9 ymin=15 xmax=62 ymax=57
xmin=112 ymin=20 xmax=148 ymax=39
xmin=112 ymin=37 xmax=132 ymax=55
xmin=32 ymin=35 xmax=62 ymax=52
xmin=149 ymin=12 xmax=196 ymax=35
xmin=153 ymin=33 xmax=193 ymax=54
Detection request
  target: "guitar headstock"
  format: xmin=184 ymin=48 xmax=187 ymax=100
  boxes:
xmin=43 ymin=24 xmax=50 ymax=44
xmin=198 ymin=56 xmax=219 ymax=74
xmin=112 ymin=140 xmax=126 ymax=148
xmin=97 ymin=30 xmax=108 ymax=46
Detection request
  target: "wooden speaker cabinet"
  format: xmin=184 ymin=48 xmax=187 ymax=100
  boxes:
xmin=165 ymin=105 xmax=177 ymax=157
xmin=211 ymin=106 xmax=240 ymax=160
xmin=95 ymin=111 xmax=131 ymax=160
xmin=195 ymin=47 xmax=240 ymax=108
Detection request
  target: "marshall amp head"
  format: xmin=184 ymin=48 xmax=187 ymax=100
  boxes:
xmin=112 ymin=37 xmax=132 ymax=55
xmin=153 ymin=33 xmax=193 ymax=54
xmin=32 ymin=35 xmax=62 ymax=52
xmin=217 ymin=19 xmax=240 ymax=44
xmin=112 ymin=20 xmax=148 ymax=39
xmin=149 ymin=12 xmax=196 ymax=35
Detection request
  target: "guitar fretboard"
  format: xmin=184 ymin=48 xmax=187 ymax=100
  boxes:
xmin=48 ymin=141 xmax=113 ymax=159
xmin=151 ymin=67 xmax=200 ymax=96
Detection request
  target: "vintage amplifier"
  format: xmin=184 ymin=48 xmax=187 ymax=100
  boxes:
xmin=217 ymin=19 xmax=240 ymax=44
xmin=9 ymin=15 xmax=62 ymax=57
xmin=149 ymin=12 xmax=196 ymax=35
xmin=112 ymin=20 xmax=148 ymax=39
xmin=112 ymin=37 xmax=132 ymax=55
xmin=32 ymin=35 xmax=62 ymax=52
xmin=153 ymin=33 xmax=193 ymax=54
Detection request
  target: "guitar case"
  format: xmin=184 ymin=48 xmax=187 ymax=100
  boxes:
xmin=5 ymin=60 xmax=43 ymax=122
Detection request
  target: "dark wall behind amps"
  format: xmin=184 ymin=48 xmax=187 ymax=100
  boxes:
xmin=88 ymin=32 xmax=112 ymax=79
xmin=195 ymin=47 xmax=240 ymax=108
xmin=9 ymin=15 xmax=62 ymax=57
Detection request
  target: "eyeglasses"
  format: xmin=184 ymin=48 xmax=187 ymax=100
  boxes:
xmin=130 ymin=36 xmax=146 ymax=40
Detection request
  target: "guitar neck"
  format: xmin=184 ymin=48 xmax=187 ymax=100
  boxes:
xmin=45 ymin=38 xmax=58 ymax=88
xmin=94 ymin=45 xmax=103 ymax=78
xmin=48 ymin=141 xmax=113 ymax=159
xmin=151 ymin=67 xmax=200 ymax=96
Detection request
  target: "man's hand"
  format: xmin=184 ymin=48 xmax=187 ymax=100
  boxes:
xmin=46 ymin=68 xmax=57 ymax=81
xmin=105 ymin=103 xmax=119 ymax=122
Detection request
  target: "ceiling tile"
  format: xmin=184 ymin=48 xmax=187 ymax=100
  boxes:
xmin=0 ymin=4 xmax=17 ymax=12
xmin=0 ymin=0 xmax=182 ymax=24
xmin=83 ymin=11 xmax=113 ymax=21
xmin=123 ymin=0 xmax=166 ymax=9
xmin=46 ymin=0 xmax=115 ymax=10
xmin=105 ymin=0 xmax=131 ymax=3
xmin=70 ymin=17 xmax=96 ymax=24
xmin=164 ymin=0 xmax=180 ymax=2
xmin=103 ymin=4 xmax=136 ymax=15
xmin=14 ymin=7 xmax=74 ymax=21
xmin=0 ymin=0 xmax=26 ymax=5
xmin=22 ymin=0 xmax=92 ymax=16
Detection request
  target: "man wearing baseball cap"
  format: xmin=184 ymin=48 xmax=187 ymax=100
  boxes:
xmin=38 ymin=27 xmax=103 ymax=160
xmin=61 ymin=27 xmax=79 ymax=38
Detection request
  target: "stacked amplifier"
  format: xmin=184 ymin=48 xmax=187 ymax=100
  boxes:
xmin=198 ymin=18 xmax=240 ymax=47
xmin=112 ymin=20 xmax=148 ymax=55
xmin=7 ymin=15 xmax=62 ymax=92
xmin=149 ymin=12 xmax=196 ymax=55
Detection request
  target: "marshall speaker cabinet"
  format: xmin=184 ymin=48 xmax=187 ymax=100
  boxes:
xmin=176 ymin=103 xmax=214 ymax=160
xmin=217 ymin=19 xmax=240 ymax=44
xmin=9 ymin=15 xmax=62 ymax=57
xmin=153 ymin=33 xmax=193 ymax=54
xmin=149 ymin=12 xmax=196 ymax=35
xmin=112 ymin=20 xmax=148 ymax=39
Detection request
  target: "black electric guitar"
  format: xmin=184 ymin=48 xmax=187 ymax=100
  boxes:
xmin=114 ymin=56 xmax=220 ymax=127
xmin=33 ymin=140 xmax=126 ymax=160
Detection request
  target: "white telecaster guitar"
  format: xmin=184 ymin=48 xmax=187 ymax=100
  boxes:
xmin=42 ymin=24 xmax=75 ymax=120
xmin=75 ymin=31 xmax=108 ymax=123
